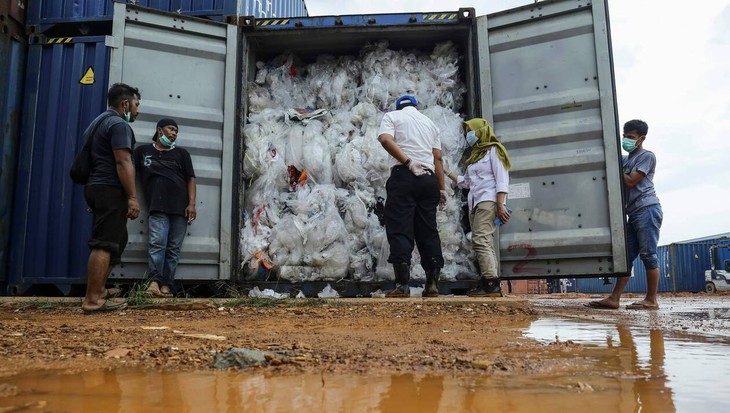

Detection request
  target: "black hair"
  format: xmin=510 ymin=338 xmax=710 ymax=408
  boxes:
xmin=396 ymin=101 xmax=416 ymax=110
xmin=107 ymin=83 xmax=141 ymax=108
xmin=623 ymin=119 xmax=648 ymax=136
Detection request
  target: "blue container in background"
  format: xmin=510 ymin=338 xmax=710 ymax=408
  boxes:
xmin=27 ymin=0 xmax=308 ymax=31
xmin=9 ymin=36 xmax=111 ymax=295
xmin=575 ymin=237 xmax=730 ymax=294
xmin=0 ymin=36 xmax=27 ymax=287
xmin=667 ymin=242 xmax=711 ymax=293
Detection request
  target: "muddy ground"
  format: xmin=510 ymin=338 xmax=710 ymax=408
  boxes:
xmin=1 ymin=293 xmax=728 ymax=378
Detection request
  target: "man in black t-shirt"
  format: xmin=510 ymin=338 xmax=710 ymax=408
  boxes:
xmin=82 ymin=83 xmax=141 ymax=313
xmin=133 ymin=118 xmax=196 ymax=298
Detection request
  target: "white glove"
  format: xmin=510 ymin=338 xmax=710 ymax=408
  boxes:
xmin=408 ymin=160 xmax=427 ymax=176
xmin=439 ymin=190 xmax=448 ymax=209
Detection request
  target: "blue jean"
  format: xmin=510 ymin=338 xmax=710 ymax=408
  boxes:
xmin=147 ymin=213 xmax=187 ymax=287
xmin=626 ymin=204 xmax=663 ymax=271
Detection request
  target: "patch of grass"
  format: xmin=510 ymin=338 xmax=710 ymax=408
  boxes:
xmin=125 ymin=281 xmax=154 ymax=307
xmin=11 ymin=298 xmax=77 ymax=311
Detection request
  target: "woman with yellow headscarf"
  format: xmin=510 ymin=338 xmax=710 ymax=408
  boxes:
xmin=446 ymin=118 xmax=511 ymax=296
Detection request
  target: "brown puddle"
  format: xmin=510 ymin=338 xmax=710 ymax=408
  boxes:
xmin=1 ymin=317 xmax=728 ymax=413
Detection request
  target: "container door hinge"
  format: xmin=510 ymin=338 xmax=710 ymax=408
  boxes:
xmin=227 ymin=15 xmax=256 ymax=30
xmin=105 ymin=35 xmax=121 ymax=49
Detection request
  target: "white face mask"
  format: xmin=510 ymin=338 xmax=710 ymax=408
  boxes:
xmin=159 ymin=134 xmax=176 ymax=148
xmin=465 ymin=130 xmax=478 ymax=147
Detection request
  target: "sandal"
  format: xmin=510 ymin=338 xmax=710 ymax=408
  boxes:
xmin=160 ymin=285 xmax=174 ymax=298
xmin=101 ymin=287 xmax=121 ymax=299
xmin=626 ymin=301 xmax=659 ymax=310
xmin=83 ymin=300 xmax=128 ymax=314
xmin=584 ymin=300 xmax=620 ymax=310
xmin=146 ymin=282 xmax=165 ymax=298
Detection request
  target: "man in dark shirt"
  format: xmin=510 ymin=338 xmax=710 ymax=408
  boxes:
xmin=133 ymin=118 xmax=196 ymax=298
xmin=82 ymin=83 xmax=141 ymax=312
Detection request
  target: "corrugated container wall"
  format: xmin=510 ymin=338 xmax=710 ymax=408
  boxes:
xmin=0 ymin=0 xmax=27 ymax=288
xmin=575 ymin=238 xmax=730 ymax=294
xmin=9 ymin=36 xmax=110 ymax=295
xmin=27 ymin=0 xmax=308 ymax=31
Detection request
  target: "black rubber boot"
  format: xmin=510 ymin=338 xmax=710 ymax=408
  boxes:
xmin=467 ymin=277 xmax=503 ymax=297
xmin=424 ymin=268 xmax=440 ymax=297
xmin=385 ymin=263 xmax=410 ymax=298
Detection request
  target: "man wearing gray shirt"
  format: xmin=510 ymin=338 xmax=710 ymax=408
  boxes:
xmin=587 ymin=119 xmax=663 ymax=310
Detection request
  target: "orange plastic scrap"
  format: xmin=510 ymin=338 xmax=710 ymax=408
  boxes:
xmin=254 ymin=251 xmax=274 ymax=269
xmin=298 ymin=169 xmax=308 ymax=187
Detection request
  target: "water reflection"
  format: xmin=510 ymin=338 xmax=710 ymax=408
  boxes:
xmin=2 ymin=319 xmax=729 ymax=413
xmin=526 ymin=318 xmax=730 ymax=413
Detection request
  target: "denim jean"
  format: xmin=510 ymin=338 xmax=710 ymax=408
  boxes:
xmin=626 ymin=204 xmax=663 ymax=271
xmin=147 ymin=212 xmax=188 ymax=287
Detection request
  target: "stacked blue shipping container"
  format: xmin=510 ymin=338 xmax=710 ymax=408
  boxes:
xmin=0 ymin=0 xmax=28 ymax=288
xmin=27 ymin=0 xmax=308 ymax=30
xmin=10 ymin=37 xmax=111 ymax=295
xmin=7 ymin=0 xmax=307 ymax=295
xmin=575 ymin=236 xmax=730 ymax=294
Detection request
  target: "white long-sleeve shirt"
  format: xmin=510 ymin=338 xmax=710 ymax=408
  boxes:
xmin=456 ymin=147 xmax=510 ymax=211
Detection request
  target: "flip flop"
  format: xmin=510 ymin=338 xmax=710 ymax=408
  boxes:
xmin=101 ymin=287 xmax=121 ymax=299
xmin=160 ymin=286 xmax=174 ymax=298
xmin=626 ymin=301 xmax=659 ymax=310
xmin=146 ymin=284 xmax=165 ymax=298
xmin=583 ymin=300 xmax=619 ymax=310
xmin=83 ymin=300 xmax=128 ymax=314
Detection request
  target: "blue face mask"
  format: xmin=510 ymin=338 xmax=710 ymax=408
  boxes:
xmin=465 ymin=130 xmax=478 ymax=147
xmin=622 ymin=137 xmax=637 ymax=152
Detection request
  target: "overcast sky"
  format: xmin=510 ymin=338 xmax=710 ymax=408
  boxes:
xmin=305 ymin=0 xmax=730 ymax=246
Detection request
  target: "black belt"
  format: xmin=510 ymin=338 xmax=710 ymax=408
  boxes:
xmin=393 ymin=165 xmax=434 ymax=175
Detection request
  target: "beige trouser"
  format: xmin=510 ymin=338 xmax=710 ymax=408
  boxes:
xmin=470 ymin=201 xmax=499 ymax=279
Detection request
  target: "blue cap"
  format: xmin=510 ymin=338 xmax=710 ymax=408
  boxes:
xmin=395 ymin=95 xmax=418 ymax=110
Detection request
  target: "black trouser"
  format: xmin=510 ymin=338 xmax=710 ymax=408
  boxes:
xmin=384 ymin=166 xmax=444 ymax=271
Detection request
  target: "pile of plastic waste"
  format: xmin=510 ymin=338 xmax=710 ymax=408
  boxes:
xmin=241 ymin=41 xmax=476 ymax=283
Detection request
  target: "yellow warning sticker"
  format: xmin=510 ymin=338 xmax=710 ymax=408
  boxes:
xmin=79 ymin=67 xmax=95 ymax=85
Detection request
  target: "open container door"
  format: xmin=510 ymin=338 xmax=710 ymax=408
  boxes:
xmin=477 ymin=0 xmax=627 ymax=280
xmin=108 ymin=2 xmax=238 ymax=281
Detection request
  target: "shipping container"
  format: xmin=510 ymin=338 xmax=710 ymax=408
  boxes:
xmin=110 ymin=8 xmax=238 ymax=283
xmin=8 ymin=10 xmax=239 ymax=295
xmin=10 ymin=0 xmax=624 ymax=295
xmin=27 ymin=0 xmax=308 ymax=33
xmin=230 ymin=0 xmax=626 ymax=282
xmin=9 ymin=36 xmax=111 ymax=295
xmin=0 ymin=0 xmax=27 ymax=289
xmin=575 ymin=238 xmax=730 ymax=294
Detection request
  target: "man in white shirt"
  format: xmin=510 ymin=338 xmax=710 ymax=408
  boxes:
xmin=377 ymin=95 xmax=447 ymax=297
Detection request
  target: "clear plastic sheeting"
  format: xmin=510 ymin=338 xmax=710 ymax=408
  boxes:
xmin=248 ymin=286 xmax=290 ymax=299
xmin=241 ymin=41 xmax=475 ymax=283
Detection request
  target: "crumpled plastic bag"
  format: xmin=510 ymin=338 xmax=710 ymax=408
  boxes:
xmin=248 ymin=286 xmax=289 ymax=299
xmin=317 ymin=283 xmax=340 ymax=298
